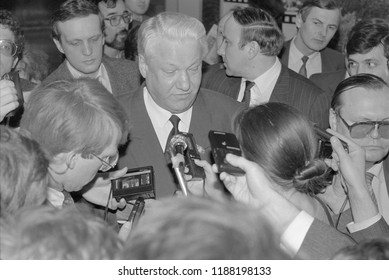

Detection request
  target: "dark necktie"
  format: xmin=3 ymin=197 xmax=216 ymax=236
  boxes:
xmin=165 ymin=115 xmax=181 ymax=153
xmin=242 ymin=81 xmax=255 ymax=106
xmin=298 ymin=56 xmax=309 ymax=77
xmin=365 ymin=172 xmax=378 ymax=207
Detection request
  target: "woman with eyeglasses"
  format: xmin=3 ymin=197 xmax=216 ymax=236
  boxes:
xmin=0 ymin=9 xmax=36 ymax=126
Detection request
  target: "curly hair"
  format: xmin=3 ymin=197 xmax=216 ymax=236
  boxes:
xmin=0 ymin=9 xmax=24 ymax=58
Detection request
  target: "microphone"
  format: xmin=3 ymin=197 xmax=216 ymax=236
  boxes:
xmin=168 ymin=134 xmax=189 ymax=196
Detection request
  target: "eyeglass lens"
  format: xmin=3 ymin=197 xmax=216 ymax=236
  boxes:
xmin=108 ymin=13 xmax=132 ymax=26
xmin=0 ymin=40 xmax=17 ymax=57
xmin=350 ymin=123 xmax=389 ymax=139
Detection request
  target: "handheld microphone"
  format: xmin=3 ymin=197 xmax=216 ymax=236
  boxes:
xmin=168 ymin=134 xmax=189 ymax=196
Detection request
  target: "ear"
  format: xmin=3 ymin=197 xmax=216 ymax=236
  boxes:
xmin=138 ymin=54 xmax=147 ymax=79
xmin=53 ymin=38 xmax=65 ymax=54
xmin=49 ymin=152 xmax=71 ymax=174
xmin=246 ymin=41 xmax=260 ymax=60
xmin=329 ymin=108 xmax=338 ymax=131
xmin=296 ymin=12 xmax=303 ymax=29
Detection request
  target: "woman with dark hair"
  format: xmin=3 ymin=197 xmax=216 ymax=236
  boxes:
xmin=233 ymin=102 xmax=333 ymax=224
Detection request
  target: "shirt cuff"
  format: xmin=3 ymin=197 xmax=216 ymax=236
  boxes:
xmin=347 ymin=214 xmax=382 ymax=233
xmin=280 ymin=211 xmax=314 ymax=257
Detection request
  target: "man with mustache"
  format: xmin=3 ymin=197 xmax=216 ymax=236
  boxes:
xmin=98 ymin=0 xmax=131 ymax=59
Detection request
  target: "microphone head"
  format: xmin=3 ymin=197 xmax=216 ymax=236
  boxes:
xmin=169 ymin=134 xmax=188 ymax=153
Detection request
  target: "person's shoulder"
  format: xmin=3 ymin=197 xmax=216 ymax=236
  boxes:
xmin=199 ymin=87 xmax=244 ymax=109
xmin=103 ymin=56 xmax=138 ymax=69
xmin=283 ymin=66 xmax=325 ymax=95
xmin=322 ymin=47 xmax=344 ymax=59
xmin=40 ymin=62 xmax=69 ymax=86
xmin=117 ymin=85 xmax=142 ymax=104
xmin=310 ymin=69 xmax=345 ymax=83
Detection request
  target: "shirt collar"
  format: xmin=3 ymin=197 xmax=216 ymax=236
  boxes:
xmin=290 ymin=37 xmax=320 ymax=60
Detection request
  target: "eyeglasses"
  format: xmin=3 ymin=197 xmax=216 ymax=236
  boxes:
xmin=104 ymin=12 xmax=132 ymax=26
xmin=92 ymin=152 xmax=119 ymax=172
xmin=337 ymin=114 xmax=389 ymax=139
xmin=0 ymin=39 xmax=18 ymax=57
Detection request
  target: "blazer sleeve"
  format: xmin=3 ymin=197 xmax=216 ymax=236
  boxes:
xmin=297 ymin=219 xmax=356 ymax=259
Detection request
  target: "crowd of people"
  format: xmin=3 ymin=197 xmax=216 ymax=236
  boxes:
xmin=0 ymin=0 xmax=388 ymax=260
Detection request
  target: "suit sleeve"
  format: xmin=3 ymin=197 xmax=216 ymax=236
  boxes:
xmin=297 ymin=219 xmax=356 ymax=259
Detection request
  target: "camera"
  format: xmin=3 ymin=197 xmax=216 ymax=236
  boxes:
xmin=209 ymin=130 xmax=245 ymax=175
xmin=111 ymin=166 xmax=155 ymax=202
xmin=1 ymin=71 xmax=24 ymax=118
xmin=314 ymin=124 xmax=348 ymax=159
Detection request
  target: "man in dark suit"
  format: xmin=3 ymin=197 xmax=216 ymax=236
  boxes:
xmin=279 ymin=0 xmax=345 ymax=78
xmin=310 ymin=18 xmax=389 ymax=98
xmin=41 ymin=0 xmax=140 ymax=95
xmin=117 ymin=12 xmax=244 ymax=198
xmin=202 ymin=7 xmax=330 ymax=129
xmin=326 ymin=74 xmax=389 ymax=236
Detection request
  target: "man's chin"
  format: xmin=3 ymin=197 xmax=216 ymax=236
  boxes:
xmin=365 ymin=149 xmax=389 ymax=163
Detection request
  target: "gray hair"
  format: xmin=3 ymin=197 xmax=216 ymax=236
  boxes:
xmin=137 ymin=12 xmax=208 ymax=59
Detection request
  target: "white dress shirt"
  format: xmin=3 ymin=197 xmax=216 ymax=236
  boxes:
xmin=237 ymin=58 xmax=282 ymax=106
xmin=66 ymin=60 xmax=113 ymax=94
xmin=143 ymin=87 xmax=193 ymax=150
xmin=288 ymin=37 xmax=322 ymax=78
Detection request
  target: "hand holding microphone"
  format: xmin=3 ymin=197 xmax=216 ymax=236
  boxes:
xmin=167 ymin=134 xmax=189 ymax=196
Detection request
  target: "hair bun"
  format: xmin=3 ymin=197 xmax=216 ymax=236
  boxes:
xmin=293 ymin=159 xmax=329 ymax=195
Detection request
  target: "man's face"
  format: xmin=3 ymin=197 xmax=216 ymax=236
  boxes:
xmin=295 ymin=7 xmax=340 ymax=55
xmin=139 ymin=37 xmax=202 ymax=114
xmin=125 ymin=0 xmax=150 ymax=16
xmin=63 ymin=129 xmax=121 ymax=192
xmin=99 ymin=0 xmax=129 ymax=51
xmin=54 ymin=14 xmax=104 ymax=76
xmin=347 ymin=45 xmax=389 ymax=84
xmin=217 ymin=16 xmax=248 ymax=77
xmin=0 ymin=25 xmax=18 ymax=77
xmin=330 ymin=87 xmax=389 ymax=164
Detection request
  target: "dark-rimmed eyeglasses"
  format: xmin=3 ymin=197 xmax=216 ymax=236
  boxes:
xmin=104 ymin=12 xmax=132 ymax=27
xmin=92 ymin=152 xmax=119 ymax=172
xmin=337 ymin=114 xmax=389 ymax=139
xmin=0 ymin=39 xmax=18 ymax=57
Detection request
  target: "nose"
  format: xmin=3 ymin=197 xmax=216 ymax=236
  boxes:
xmin=217 ymin=39 xmax=225 ymax=56
xmin=356 ymin=64 xmax=367 ymax=75
xmin=369 ymin=124 xmax=381 ymax=139
xmin=319 ymin=27 xmax=328 ymax=38
xmin=176 ymin=70 xmax=190 ymax=91
xmin=82 ymin=41 xmax=92 ymax=56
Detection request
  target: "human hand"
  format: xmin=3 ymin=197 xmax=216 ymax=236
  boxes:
xmin=81 ymin=167 xmax=128 ymax=210
xmin=185 ymin=159 xmax=227 ymax=200
xmin=0 ymin=80 xmax=18 ymax=122
xmin=219 ymin=153 xmax=274 ymax=207
xmin=221 ymin=153 xmax=301 ymax=234
xmin=325 ymin=128 xmax=366 ymax=192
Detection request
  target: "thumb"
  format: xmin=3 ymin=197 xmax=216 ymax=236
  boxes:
xmin=109 ymin=167 xmax=128 ymax=180
xmin=330 ymin=136 xmax=348 ymax=157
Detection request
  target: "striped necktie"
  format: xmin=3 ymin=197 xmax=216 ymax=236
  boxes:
xmin=365 ymin=172 xmax=378 ymax=207
xmin=299 ymin=56 xmax=309 ymax=77
xmin=242 ymin=81 xmax=255 ymax=106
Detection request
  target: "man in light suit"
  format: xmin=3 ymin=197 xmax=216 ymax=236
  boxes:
xmin=41 ymin=0 xmax=140 ymax=95
xmin=310 ymin=18 xmax=389 ymax=98
xmin=117 ymin=12 xmax=244 ymax=198
xmin=202 ymin=7 xmax=330 ymax=129
xmin=279 ymin=0 xmax=344 ymax=78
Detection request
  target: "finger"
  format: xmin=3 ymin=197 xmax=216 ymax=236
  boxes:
xmin=0 ymin=79 xmax=16 ymax=90
xmin=1 ymin=101 xmax=19 ymax=116
xmin=211 ymin=163 xmax=219 ymax=173
xmin=118 ymin=221 xmax=133 ymax=241
xmin=330 ymin=136 xmax=349 ymax=157
xmin=108 ymin=167 xmax=128 ymax=180
xmin=327 ymin=128 xmax=359 ymax=150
